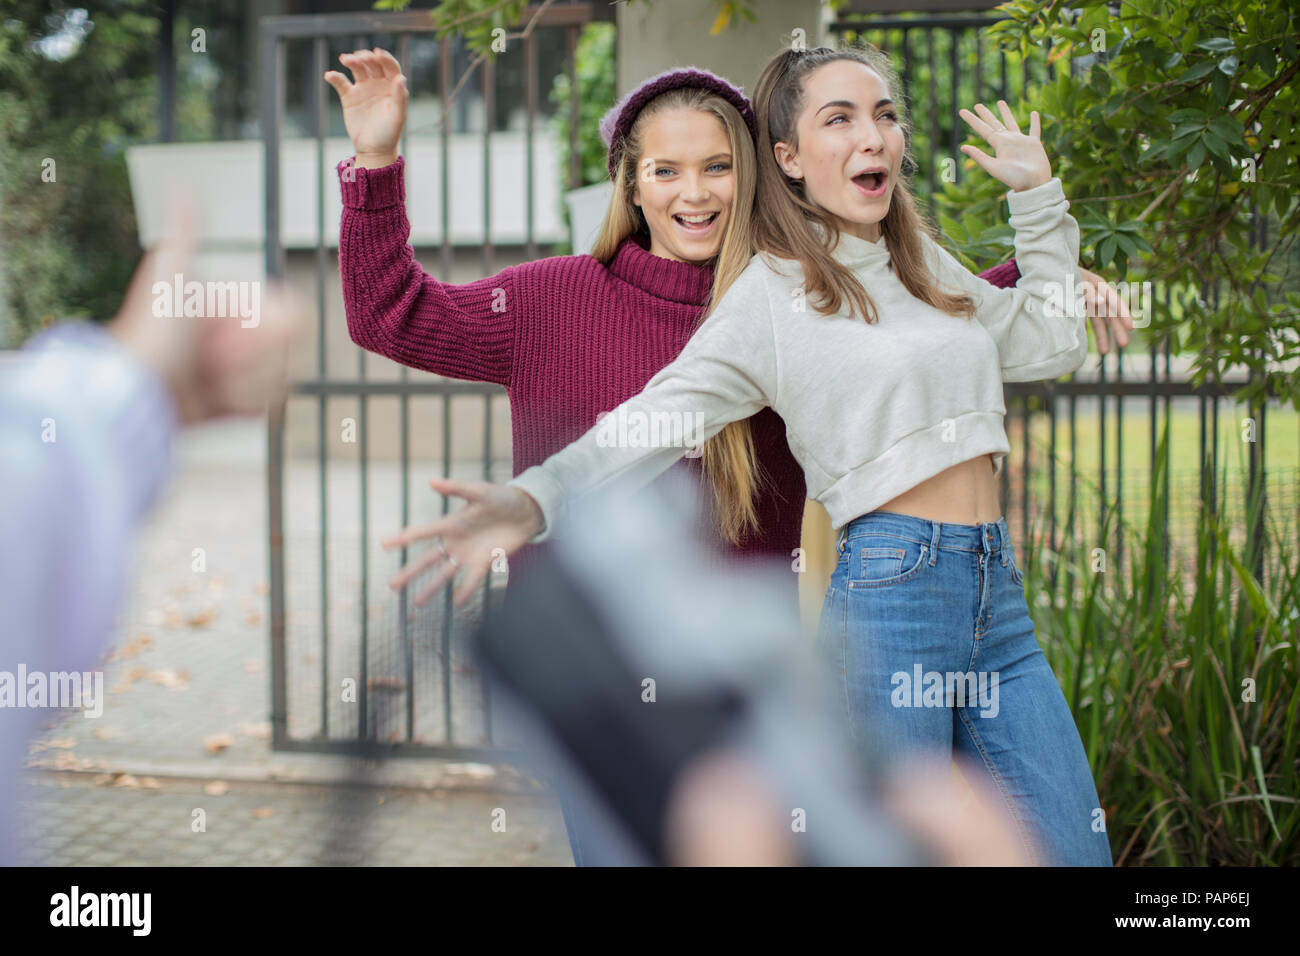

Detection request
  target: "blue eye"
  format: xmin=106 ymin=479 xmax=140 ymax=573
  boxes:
xmin=707 ymin=162 xmax=730 ymax=173
xmin=828 ymin=114 xmax=847 ymax=125
xmin=879 ymin=111 xmax=899 ymax=122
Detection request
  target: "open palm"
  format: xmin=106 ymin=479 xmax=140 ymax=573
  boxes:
xmin=323 ymin=47 xmax=408 ymax=161
xmin=958 ymin=100 xmax=1052 ymax=193
xmin=383 ymin=479 xmax=544 ymax=608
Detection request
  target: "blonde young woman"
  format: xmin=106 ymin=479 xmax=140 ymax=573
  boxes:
xmin=382 ymin=45 xmax=1130 ymax=866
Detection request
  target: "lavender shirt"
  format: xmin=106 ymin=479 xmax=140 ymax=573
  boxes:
xmin=0 ymin=321 xmax=176 ymax=863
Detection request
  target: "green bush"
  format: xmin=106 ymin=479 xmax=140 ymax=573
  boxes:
xmin=1027 ymin=421 xmax=1299 ymax=865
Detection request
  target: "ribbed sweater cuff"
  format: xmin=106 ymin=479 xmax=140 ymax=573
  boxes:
xmin=507 ymin=466 xmax=568 ymax=544
xmin=338 ymin=155 xmax=406 ymax=209
xmin=980 ymin=259 xmax=1021 ymax=288
xmin=1006 ymin=176 xmax=1066 ymax=215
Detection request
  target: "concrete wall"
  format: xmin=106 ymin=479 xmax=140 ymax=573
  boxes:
xmin=617 ymin=0 xmax=826 ymax=99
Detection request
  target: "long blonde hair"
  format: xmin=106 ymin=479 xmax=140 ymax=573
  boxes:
xmin=752 ymin=43 xmax=976 ymax=322
xmin=589 ymin=86 xmax=770 ymax=546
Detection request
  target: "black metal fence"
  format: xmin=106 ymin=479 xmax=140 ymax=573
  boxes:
xmin=261 ymin=7 xmax=599 ymax=758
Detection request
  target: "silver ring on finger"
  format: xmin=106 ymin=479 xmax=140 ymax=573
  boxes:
xmin=435 ymin=536 xmax=461 ymax=570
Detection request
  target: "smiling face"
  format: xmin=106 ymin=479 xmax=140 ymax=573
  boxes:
xmin=632 ymin=106 xmax=736 ymax=264
xmin=772 ymin=60 xmax=905 ymax=243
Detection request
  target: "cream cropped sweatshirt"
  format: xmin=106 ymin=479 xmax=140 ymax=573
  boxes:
xmin=508 ymin=177 xmax=1089 ymax=540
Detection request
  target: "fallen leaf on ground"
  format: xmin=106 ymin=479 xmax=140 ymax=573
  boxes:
xmin=44 ymin=738 xmax=77 ymax=750
xmin=203 ymin=733 xmax=234 ymax=754
xmin=52 ymin=752 xmax=96 ymax=771
xmin=250 ymin=807 xmax=274 ymax=819
xmin=148 ymin=669 xmax=190 ymax=691
xmin=186 ymin=606 xmax=217 ymax=629
xmin=140 ymin=777 xmax=161 ymax=790
xmin=203 ymin=780 xmax=229 ymax=796
xmin=112 ymin=773 xmax=140 ymax=789
xmin=110 ymin=634 xmax=154 ymax=662
xmin=92 ymin=727 xmax=122 ymax=740
xmin=242 ymin=659 xmax=262 ymax=674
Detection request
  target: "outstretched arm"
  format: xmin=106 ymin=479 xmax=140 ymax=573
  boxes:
xmin=381 ymin=266 xmax=779 ymax=606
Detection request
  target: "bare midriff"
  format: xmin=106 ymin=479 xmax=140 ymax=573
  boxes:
xmin=871 ymin=453 xmax=1002 ymax=526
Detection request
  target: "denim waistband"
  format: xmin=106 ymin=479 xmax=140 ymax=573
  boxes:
xmin=836 ymin=510 xmax=1009 ymax=556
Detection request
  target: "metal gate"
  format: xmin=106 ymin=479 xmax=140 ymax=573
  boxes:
xmin=262 ymin=7 xmax=600 ymax=757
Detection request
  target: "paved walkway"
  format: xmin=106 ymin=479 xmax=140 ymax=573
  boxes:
xmin=19 ymin=418 xmax=572 ymax=866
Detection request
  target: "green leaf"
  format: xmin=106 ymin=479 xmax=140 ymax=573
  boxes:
xmin=1203 ymin=133 xmax=1230 ymax=161
xmin=1195 ymin=37 xmax=1235 ymax=53
xmin=1180 ymin=60 xmax=1217 ymax=82
xmin=1207 ymin=116 xmax=1243 ymax=144
xmin=1097 ymin=234 xmax=1117 ymax=266
xmin=1210 ymin=70 xmax=1231 ymax=104
xmin=1217 ymin=55 xmax=1239 ymax=75
xmin=1115 ymin=232 xmax=1139 ymax=257
xmin=1187 ymin=141 xmax=1206 ymax=168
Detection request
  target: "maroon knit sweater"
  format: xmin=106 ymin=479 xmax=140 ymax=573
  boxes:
xmin=337 ymin=156 xmax=1021 ymax=589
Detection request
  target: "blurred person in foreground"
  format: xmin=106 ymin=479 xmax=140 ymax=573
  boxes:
xmin=476 ymin=473 xmax=1032 ymax=866
xmin=0 ymin=200 xmax=303 ymax=865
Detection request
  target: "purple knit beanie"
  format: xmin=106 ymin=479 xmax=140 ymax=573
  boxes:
xmin=599 ymin=66 xmax=758 ymax=181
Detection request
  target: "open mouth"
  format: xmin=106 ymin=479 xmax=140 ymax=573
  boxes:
xmin=672 ymin=211 xmax=720 ymax=233
xmin=852 ymin=171 xmax=888 ymax=197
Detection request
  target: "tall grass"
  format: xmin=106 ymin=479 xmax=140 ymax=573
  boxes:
xmin=1025 ymin=422 xmax=1300 ymax=865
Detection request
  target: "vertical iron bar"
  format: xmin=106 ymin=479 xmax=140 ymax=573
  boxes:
xmin=483 ymin=55 xmax=495 ymax=274
xmin=314 ymin=36 xmax=331 ymax=738
xmin=525 ymin=30 xmax=538 ymax=261
xmin=567 ymin=26 xmax=581 ymax=190
xmin=442 ymin=396 xmax=454 ymax=744
xmin=356 ymin=31 xmax=370 ymax=742
xmin=397 ymin=32 xmax=414 ymax=742
xmin=1116 ymin=336 xmax=1124 ymax=573
xmin=263 ymin=25 xmax=289 ymax=749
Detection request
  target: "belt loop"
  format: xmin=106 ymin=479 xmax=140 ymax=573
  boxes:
xmin=928 ymin=521 xmax=940 ymax=566
xmin=836 ymin=525 xmax=846 ymax=554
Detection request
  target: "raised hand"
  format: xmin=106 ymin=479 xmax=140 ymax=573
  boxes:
xmin=957 ymin=100 xmax=1052 ymax=193
xmin=323 ymin=47 xmax=409 ymax=168
xmin=382 ymin=478 xmax=545 ymax=608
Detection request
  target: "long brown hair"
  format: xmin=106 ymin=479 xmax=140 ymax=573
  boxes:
xmin=752 ymin=43 xmax=975 ymax=323
xmin=589 ymin=86 xmax=770 ymax=546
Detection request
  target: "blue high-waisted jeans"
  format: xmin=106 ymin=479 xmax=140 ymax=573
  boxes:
xmin=818 ymin=510 xmax=1112 ymax=866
